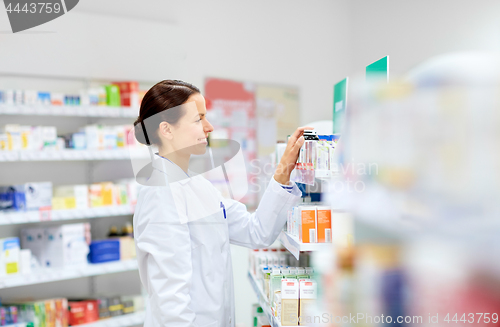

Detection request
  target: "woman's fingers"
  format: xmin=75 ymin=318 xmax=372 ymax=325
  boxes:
xmin=289 ymin=126 xmax=314 ymax=143
xmin=292 ymin=136 xmax=305 ymax=153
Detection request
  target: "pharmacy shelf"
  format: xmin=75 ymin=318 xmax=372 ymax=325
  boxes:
xmin=0 ymin=204 xmax=135 ymax=225
xmin=247 ymin=271 xmax=278 ymax=327
xmin=0 ymin=104 xmax=138 ymax=118
xmin=247 ymin=271 xmax=299 ymax=327
xmin=76 ymin=310 xmax=145 ymax=327
xmin=0 ymin=259 xmax=138 ymax=289
xmin=278 ymin=231 xmax=332 ymax=260
xmin=0 ymin=149 xmax=148 ymax=162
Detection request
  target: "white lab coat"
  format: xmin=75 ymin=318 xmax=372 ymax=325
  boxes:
xmin=133 ymin=154 xmax=301 ymax=327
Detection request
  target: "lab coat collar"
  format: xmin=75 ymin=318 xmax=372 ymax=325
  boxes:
xmin=151 ymin=153 xmax=193 ymax=185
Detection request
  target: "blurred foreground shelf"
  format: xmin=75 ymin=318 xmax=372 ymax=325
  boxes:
xmin=0 ymin=259 xmax=138 ymax=289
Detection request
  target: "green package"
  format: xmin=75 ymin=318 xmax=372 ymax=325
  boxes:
xmin=105 ymin=85 xmax=121 ymax=107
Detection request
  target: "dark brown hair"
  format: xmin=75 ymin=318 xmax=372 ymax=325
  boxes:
xmin=133 ymin=80 xmax=200 ymax=145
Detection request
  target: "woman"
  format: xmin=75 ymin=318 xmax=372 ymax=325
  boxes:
xmin=133 ymin=80 xmax=310 ymax=327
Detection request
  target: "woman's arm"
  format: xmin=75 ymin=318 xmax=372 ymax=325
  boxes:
xmin=225 ymin=175 xmax=301 ymax=248
xmin=226 ymin=126 xmax=312 ymax=248
xmin=134 ymin=185 xmax=197 ymax=326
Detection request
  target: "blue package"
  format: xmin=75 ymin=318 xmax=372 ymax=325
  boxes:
xmin=0 ymin=90 xmax=4 ymax=104
xmin=318 ymin=135 xmax=333 ymax=141
xmin=2 ymin=237 xmax=20 ymax=251
xmin=0 ymin=186 xmax=26 ymax=211
xmin=88 ymin=252 xmax=120 ymax=264
xmin=37 ymin=92 xmax=51 ymax=105
xmin=89 ymin=239 xmax=120 ymax=253
xmin=88 ymin=240 xmax=121 ymax=263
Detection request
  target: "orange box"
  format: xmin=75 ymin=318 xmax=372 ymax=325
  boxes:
xmin=101 ymin=182 xmax=114 ymax=206
xmin=316 ymin=206 xmax=332 ymax=243
xmin=299 ymin=206 xmax=316 ymax=243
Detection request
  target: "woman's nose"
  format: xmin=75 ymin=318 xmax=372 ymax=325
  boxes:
xmin=204 ymin=119 xmax=214 ymax=133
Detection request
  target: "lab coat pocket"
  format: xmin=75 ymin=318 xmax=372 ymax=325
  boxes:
xmin=189 ymin=209 xmax=227 ymax=280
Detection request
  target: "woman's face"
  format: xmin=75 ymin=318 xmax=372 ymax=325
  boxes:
xmin=162 ymin=93 xmax=214 ymax=156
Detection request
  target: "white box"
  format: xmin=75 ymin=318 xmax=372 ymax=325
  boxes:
xmin=20 ymin=228 xmax=45 ymax=266
xmin=61 ymin=223 xmax=89 ymax=266
xmin=42 ymin=126 xmax=57 ymax=149
xmin=19 ymin=249 xmax=32 ymax=275
xmin=281 ymin=278 xmax=299 ymax=326
xmin=0 ymin=237 xmax=21 ymax=276
xmin=18 ymin=182 xmax=53 ymax=210
xmin=44 ymin=226 xmax=64 ymax=268
xmin=299 ymin=279 xmax=317 ymax=321
xmin=23 ymin=90 xmax=38 ymax=105
xmin=54 ymin=185 xmax=89 ymax=209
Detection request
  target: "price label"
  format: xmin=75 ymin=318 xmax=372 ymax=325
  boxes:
xmin=39 ymin=206 xmax=52 ymax=221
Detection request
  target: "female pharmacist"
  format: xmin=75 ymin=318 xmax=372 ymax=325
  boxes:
xmin=133 ymin=80 xmax=309 ymax=327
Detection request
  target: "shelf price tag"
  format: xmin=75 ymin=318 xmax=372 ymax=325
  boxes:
xmin=39 ymin=206 xmax=52 ymax=221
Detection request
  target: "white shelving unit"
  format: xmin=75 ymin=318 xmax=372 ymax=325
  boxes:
xmin=278 ymin=231 xmax=332 ymax=260
xmin=3 ymin=324 xmax=28 ymax=327
xmin=0 ymin=204 xmax=135 ymax=225
xmin=0 ymin=204 xmax=134 ymax=225
xmin=0 ymin=149 xmax=148 ymax=162
xmin=248 ymin=271 xmax=279 ymax=327
xmin=0 ymin=74 xmax=149 ymax=323
xmin=0 ymin=104 xmax=138 ymax=118
xmin=76 ymin=310 xmax=145 ymax=327
xmin=0 ymin=259 xmax=138 ymax=289
xmin=248 ymin=271 xmax=303 ymax=327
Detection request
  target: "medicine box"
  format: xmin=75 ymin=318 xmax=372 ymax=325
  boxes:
xmin=0 ymin=237 xmax=20 ymax=276
xmin=17 ymin=182 xmax=52 ymax=211
xmin=88 ymin=239 xmax=120 ymax=264
xmin=316 ymin=206 xmax=332 ymax=243
xmin=299 ymin=279 xmax=317 ymax=321
xmin=298 ymin=206 xmax=316 ymax=243
xmin=281 ymin=278 xmax=299 ymax=326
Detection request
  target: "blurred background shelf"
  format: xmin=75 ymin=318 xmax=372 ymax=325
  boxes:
xmin=278 ymin=231 xmax=332 ymax=260
xmin=76 ymin=310 xmax=145 ymax=327
xmin=0 ymin=149 xmax=148 ymax=162
xmin=0 ymin=259 xmax=138 ymax=289
xmin=0 ymin=104 xmax=139 ymax=118
xmin=0 ymin=204 xmax=135 ymax=225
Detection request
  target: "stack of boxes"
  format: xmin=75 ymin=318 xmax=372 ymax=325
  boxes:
xmin=0 ymin=81 xmax=143 ymax=108
xmin=0 ymin=294 xmax=144 ymax=327
xmin=2 ymin=298 xmax=68 ymax=327
xmin=0 ymin=182 xmax=52 ymax=212
xmin=276 ymin=277 xmax=317 ymax=326
xmin=21 ymin=223 xmax=90 ymax=269
xmin=287 ymin=205 xmax=332 ymax=243
xmin=0 ymin=124 xmax=137 ymax=152
xmin=0 ymin=180 xmax=139 ymax=213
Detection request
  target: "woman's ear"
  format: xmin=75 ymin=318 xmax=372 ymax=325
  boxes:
xmin=159 ymin=121 xmax=173 ymax=140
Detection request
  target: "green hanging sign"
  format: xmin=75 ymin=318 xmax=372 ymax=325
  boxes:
xmin=333 ymin=77 xmax=348 ymax=134
xmin=366 ymin=56 xmax=389 ymax=82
